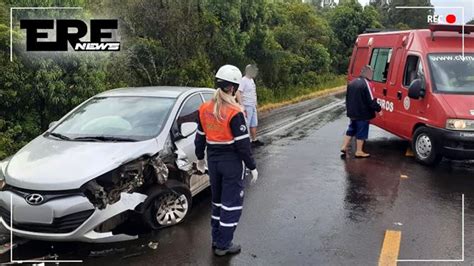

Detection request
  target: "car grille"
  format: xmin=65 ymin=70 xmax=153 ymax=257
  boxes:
xmin=4 ymin=185 xmax=84 ymax=205
xmin=0 ymin=206 xmax=94 ymax=233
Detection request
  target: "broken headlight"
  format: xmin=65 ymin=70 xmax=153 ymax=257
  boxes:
xmin=83 ymin=155 xmax=169 ymax=209
xmin=0 ymin=160 xmax=9 ymax=191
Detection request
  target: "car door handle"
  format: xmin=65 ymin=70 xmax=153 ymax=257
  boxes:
xmin=397 ymin=91 xmax=402 ymax=100
xmin=383 ymin=88 xmax=387 ymax=96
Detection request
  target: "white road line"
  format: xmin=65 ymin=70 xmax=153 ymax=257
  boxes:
xmin=260 ymin=99 xmax=345 ymax=137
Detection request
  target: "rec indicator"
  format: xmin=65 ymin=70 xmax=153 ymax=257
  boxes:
xmin=427 ymin=14 xmax=457 ymax=24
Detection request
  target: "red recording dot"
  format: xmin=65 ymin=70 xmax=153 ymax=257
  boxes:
xmin=446 ymin=14 xmax=457 ymax=24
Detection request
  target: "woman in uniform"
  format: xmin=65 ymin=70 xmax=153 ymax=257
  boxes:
xmin=195 ymin=64 xmax=258 ymax=256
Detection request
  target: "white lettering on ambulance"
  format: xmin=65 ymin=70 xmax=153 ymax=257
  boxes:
xmin=377 ymin=98 xmax=394 ymax=112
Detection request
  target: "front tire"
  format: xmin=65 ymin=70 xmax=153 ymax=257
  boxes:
xmin=143 ymin=183 xmax=192 ymax=230
xmin=412 ymin=127 xmax=442 ymax=166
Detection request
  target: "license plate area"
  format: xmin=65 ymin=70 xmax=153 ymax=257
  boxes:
xmin=13 ymin=205 xmax=54 ymax=224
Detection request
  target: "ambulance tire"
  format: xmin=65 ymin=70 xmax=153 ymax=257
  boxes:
xmin=412 ymin=127 xmax=442 ymax=166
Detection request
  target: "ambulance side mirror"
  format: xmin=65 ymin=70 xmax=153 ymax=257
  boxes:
xmin=408 ymin=79 xmax=425 ymax=99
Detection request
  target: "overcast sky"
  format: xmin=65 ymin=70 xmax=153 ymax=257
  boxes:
xmin=356 ymin=0 xmax=474 ymax=24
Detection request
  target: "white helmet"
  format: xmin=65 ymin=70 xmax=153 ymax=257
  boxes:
xmin=215 ymin=64 xmax=242 ymax=85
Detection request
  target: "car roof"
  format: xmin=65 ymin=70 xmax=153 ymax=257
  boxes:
xmin=96 ymin=86 xmax=215 ymax=98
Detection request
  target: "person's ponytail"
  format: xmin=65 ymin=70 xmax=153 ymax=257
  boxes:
xmin=213 ymin=88 xmax=241 ymax=121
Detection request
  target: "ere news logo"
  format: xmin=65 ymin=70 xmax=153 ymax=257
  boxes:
xmin=20 ymin=19 xmax=120 ymax=52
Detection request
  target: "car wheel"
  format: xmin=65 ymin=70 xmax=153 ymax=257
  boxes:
xmin=143 ymin=184 xmax=192 ymax=230
xmin=412 ymin=127 xmax=442 ymax=166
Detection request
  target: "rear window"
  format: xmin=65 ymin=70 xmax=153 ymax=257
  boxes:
xmin=370 ymin=48 xmax=392 ymax=83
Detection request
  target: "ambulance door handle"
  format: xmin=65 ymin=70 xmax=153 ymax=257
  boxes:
xmin=397 ymin=91 xmax=402 ymax=100
xmin=383 ymin=88 xmax=387 ymax=96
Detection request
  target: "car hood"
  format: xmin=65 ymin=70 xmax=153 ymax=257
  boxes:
xmin=4 ymin=136 xmax=160 ymax=191
xmin=440 ymin=94 xmax=474 ymax=119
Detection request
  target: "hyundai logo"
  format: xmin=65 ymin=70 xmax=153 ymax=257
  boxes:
xmin=25 ymin=194 xmax=44 ymax=205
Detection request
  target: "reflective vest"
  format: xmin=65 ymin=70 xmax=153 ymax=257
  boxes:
xmin=199 ymin=101 xmax=240 ymax=145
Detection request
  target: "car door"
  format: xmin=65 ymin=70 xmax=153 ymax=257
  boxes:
xmin=173 ymin=93 xmax=203 ymax=164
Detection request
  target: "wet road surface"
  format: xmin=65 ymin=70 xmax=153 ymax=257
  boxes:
xmin=2 ymin=94 xmax=474 ymax=265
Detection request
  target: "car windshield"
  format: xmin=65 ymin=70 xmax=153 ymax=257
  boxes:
xmin=50 ymin=96 xmax=176 ymax=141
xmin=428 ymin=53 xmax=474 ymax=94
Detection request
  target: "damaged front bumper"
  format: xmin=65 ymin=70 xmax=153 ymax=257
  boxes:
xmin=0 ymin=190 xmax=147 ymax=243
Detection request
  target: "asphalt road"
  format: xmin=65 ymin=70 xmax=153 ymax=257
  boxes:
xmin=2 ymin=93 xmax=474 ymax=265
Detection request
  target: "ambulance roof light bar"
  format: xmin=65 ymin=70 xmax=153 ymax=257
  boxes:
xmin=429 ymin=24 xmax=474 ymax=41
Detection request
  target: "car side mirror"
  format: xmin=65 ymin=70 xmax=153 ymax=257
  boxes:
xmin=49 ymin=121 xmax=58 ymax=129
xmin=180 ymin=122 xmax=198 ymax=138
xmin=408 ymin=79 xmax=425 ymax=99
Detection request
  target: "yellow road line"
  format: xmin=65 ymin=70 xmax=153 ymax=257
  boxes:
xmin=379 ymin=230 xmax=401 ymax=266
xmin=405 ymin=147 xmax=414 ymax=157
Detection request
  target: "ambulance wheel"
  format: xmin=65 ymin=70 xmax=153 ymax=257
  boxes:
xmin=412 ymin=127 xmax=442 ymax=166
xmin=143 ymin=183 xmax=192 ymax=230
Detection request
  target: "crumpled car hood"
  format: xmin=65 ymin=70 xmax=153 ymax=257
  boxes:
xmin=5 ymin=136 xmax=160 ymax=191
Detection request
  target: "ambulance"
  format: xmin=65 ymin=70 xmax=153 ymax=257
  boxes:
xmin=348 ymin=24 xmax=474 ymax=165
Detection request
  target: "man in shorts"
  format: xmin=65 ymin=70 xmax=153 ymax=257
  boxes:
xmin=340 ymin=65 xmax=381 ymax=158
xmin=236 ymin=64 xmax=264 ymax=147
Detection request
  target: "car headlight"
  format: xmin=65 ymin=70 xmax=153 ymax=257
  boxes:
xmin=0 ymin=161 xmax=8 ymax=190
xmin=446 ymin=119 xmax=474 ymax=131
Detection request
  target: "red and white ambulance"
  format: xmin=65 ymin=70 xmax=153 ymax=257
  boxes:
xmin=348 ymin=24 xmax=474 ymax=165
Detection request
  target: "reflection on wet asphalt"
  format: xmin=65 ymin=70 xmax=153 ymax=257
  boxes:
xmin=2 ymin=102 xmax=474 ymax=265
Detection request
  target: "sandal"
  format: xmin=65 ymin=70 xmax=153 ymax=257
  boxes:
xmin=355 ymin=153 xmax=371 ymax=158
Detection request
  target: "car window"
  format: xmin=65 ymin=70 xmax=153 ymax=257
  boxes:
xmin=403 ymin=55 xmax=423 ymax=87
xmin=52 ymin=97 xmax=175 ymax=141
xmin=202 ymin=93 xmax=213 ymax=102
xmin=370 ymin=48 xmax=392 ymax=83
xmin=176 ymin=94 xmax=203 ymax=129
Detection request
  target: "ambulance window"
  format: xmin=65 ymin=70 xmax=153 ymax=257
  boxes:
xmin=369 ymin=48 xmax=392 ymax=83
xmin=351 ymin=47 xmax=369 ymax=77
xmin=403 ymin=56 xmax=423 ymax=87
xmin=175 ymin=94 xmax=203 ymax=130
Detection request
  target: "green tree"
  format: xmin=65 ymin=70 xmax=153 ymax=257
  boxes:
xmin=373 ymin=0 xmax=433 ymax=29
xmin=327 ymin=1 xmax=382 ymax=73
xmin=0 ymin=1 xmax=112 ymax=159
xmin=2 ymin=0 xmax=379 ymax=159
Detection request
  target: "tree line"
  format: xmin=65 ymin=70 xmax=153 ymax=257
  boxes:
xmin=0 ymin=0 xmax=435 ymax=159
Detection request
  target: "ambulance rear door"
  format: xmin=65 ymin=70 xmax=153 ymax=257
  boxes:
xmin=368 ymin=40 xmax=397 ymax=129
xmin=351 ymin=37 xmax=385 ymax=128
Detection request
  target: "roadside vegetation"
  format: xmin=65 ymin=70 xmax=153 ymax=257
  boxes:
xmin=0 ymin=0 xmax=435 ymax=159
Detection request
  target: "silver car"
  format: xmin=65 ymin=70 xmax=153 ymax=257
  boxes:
xmin=0 ymin=86 xmax=215 ymax=242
